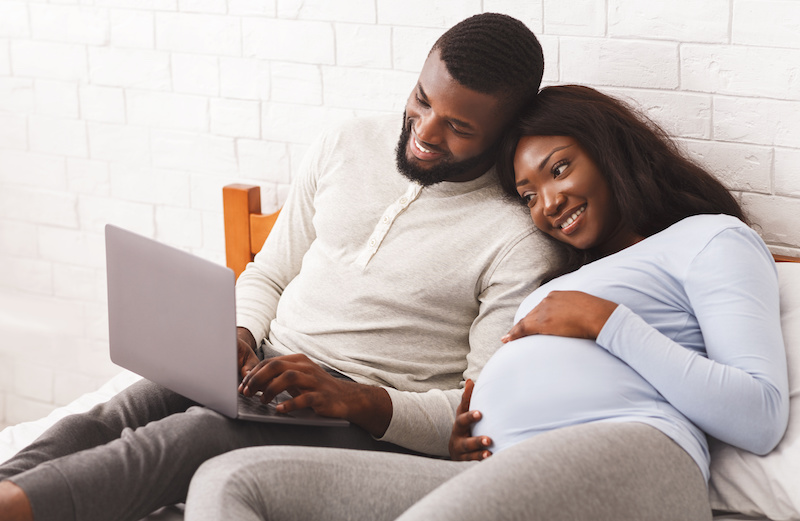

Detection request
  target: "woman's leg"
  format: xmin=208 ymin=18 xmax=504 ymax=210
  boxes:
xmin=185 ymin=446 xmax=474 ymax=521
xmin=397 ymin=421 xmax=712 ymax=521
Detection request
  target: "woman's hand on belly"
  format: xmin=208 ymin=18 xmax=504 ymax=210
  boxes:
xmin=502 ymin=290 xmax=618 ymax=343
xmin=449 ymin=379 xmax=493 ymax=461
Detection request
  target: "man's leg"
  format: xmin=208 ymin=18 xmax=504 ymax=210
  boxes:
xmin=0 ymin=482 xmax=32 ymax=521
xmin=184 ymin=446 xmax=471 ymax=521
xmin=396 ymin=421 xmax=712 ymax=521
xmin=3 ymin=404 xmax=415 ymax=521
xmin=0 ymin=379 xmax=196 ymax=481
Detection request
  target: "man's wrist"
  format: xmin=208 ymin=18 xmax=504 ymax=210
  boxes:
xmin=237 ymin=326 xmax=257 ymax=351
xmin=344 ymin=382 xmax=392 ymax=438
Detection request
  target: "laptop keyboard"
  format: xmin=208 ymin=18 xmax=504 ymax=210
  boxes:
xmin=236 ymin=391 xmax=295 ymax=416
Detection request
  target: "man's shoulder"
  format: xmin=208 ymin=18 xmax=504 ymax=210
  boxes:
xmin=463 ymin=191 xmax=558 ymax=263
xmin=325 ymin=113 xmax=402 ymax=144
xmin=472 ymin=184 xmax=539 ymax=234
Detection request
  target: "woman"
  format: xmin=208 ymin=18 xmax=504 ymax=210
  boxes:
xmin=184 ymin=86 xmax=789 ymax=521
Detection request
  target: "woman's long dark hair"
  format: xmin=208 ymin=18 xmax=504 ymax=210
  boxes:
xmin=497 ymin=85 xmax=747 ymax=281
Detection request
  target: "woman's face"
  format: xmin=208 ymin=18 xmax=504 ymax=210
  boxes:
xmin=513 ymin=135 xmax=642 ymax=256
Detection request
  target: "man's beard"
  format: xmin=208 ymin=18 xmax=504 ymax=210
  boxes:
xmin=394 ymin=114 xmax=498 ymax=186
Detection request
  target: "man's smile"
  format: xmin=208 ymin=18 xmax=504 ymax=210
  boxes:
xmin=409 ymin=130 xmax=446 ymax=161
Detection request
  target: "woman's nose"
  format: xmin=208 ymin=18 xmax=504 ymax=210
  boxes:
xmin=542 ymin=190 xmax=566 ymax=216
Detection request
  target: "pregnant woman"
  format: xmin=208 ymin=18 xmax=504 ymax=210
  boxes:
xmin=184 ymin=86 xmax=789 ymax=521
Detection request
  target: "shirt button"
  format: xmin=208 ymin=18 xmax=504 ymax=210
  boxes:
xmin=369 ymin=238 xmax=376 ymax=247
xmin=382 ymin=216 xmax=390 ymax=224
xmin=399 ymin=197 xmax=408 ymax=205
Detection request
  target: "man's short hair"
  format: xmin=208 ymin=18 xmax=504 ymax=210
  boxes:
xmin=432 ymin=13 xmax=545 ymax=111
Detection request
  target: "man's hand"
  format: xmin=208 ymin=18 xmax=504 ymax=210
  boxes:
xmin=501 ymin=290 xmax=618 ymax=343
xmin=237 ymin=327 xmax=260 ymax=380
xmin=449 ymin=379 xmax=492 ymax=461
xmin=239 ymin=353 xmax=392 ymax=437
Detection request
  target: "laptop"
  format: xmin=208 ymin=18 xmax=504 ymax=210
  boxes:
xmin=105 ymin=224 xmax=348 ymax=427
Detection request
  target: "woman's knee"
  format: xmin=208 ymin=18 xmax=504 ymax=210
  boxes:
xmin=185 ymin=450 xmax=282 ymax=521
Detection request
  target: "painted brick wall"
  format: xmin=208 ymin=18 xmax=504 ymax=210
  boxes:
xmin=0 ymin=0 xmax=798 ymax=428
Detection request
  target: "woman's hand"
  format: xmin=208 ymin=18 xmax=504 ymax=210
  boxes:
xmin=502 ymin=290 xmax=618 ymax=343
xmin=449 ymin=379 xmax=492 ymax=461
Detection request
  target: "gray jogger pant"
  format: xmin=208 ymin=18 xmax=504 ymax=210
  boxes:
xmin=184 ymin=421 xmax=713 ymax=521
xmin=0 ymin=379 xmax=415 ymax=521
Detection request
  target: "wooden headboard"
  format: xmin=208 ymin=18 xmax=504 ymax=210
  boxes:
xmin=223 ymin=184 xmax=281 ymax=279
xmin=222 ymin=183 xmax=800 ymax=279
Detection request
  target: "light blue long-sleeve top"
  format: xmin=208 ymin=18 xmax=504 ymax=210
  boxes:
xmin=471 ymin=214 xmax=790 ymax=481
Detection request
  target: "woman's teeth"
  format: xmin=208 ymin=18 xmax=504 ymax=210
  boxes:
xmin=561 ymin=206 xmax=585 ymax=229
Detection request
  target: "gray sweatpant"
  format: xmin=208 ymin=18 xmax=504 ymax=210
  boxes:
xmin=184 ymin=421 xmax=713 ymax=521
xmin=0 ymin=379 xmax=415 ymax=521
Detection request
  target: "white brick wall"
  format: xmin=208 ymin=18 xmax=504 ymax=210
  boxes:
xmin=1 ymin=0 xmax=798 ymax=429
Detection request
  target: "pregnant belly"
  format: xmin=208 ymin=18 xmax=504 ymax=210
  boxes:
xmin=470 ymin=335 xmax=661 ymax=452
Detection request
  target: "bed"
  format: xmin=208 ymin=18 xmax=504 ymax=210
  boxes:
xmin=1 ymin=183 xmax=799 ymax=521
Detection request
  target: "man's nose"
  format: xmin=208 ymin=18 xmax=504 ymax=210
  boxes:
xmin=415 ymin=115 xmax=443 ymax=146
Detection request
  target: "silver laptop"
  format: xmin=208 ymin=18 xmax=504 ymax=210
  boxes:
xmin=105 ymin=224 xmax=348 ymax=427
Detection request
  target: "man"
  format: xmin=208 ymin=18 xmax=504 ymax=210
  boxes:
xmin=0 ymin=13 xmax=553 ymax=521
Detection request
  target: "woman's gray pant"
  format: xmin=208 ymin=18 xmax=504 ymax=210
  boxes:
xmin=185 ymin=421 xmax=713 ymax=521
xmin=0 ymin=379 xmax=413 ymax=521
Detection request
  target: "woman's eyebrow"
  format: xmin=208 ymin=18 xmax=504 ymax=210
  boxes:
xmin=538 ymin=145 xmax=572 ymax=171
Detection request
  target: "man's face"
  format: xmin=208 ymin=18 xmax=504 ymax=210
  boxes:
xmin=396 ymin=49 xmax=510 ymax=186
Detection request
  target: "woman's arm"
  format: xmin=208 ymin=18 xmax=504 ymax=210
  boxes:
xmin=502 ymin=290 xmax=618 ymax=342
xmin=502 ymin=227 xmax=789 ymax=454
xmin=597 ymin=228 xmax=789 ymax=454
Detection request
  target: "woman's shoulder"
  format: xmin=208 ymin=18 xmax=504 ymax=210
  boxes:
xmin=657 ymin=214 xmax=756 ymax=250
xmin=612 ymin=214 xmax=768 ymax=276
xmin=657 ymin=214 xmax=774 ymax=273
xmin=668 ymin=213 xmax=748 ymax=234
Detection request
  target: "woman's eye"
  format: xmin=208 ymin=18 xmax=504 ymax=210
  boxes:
xmin=522 ymin=193 xmax=537 ymax=207
xmin=552 ymin=161 xmax=569 ymax=177
xmin=415 ymin=95 xmax=430 ymax=108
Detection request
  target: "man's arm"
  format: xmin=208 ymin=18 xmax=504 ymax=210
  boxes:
xmin=240 ymin=354 xmax=393 ymax=436
xmin=234 ymin=130 xmax=326 ymax=353
xmin=379 ymin=231 xmax=558 ymax=455
xmin=236 ymin=327 xmax=260 ymax=380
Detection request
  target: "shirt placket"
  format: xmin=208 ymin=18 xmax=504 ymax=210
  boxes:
xmin=354 ymin=183 xmax=422 ymax=270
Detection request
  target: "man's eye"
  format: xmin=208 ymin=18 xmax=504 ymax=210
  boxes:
xmin=416 ymin=95 xmax=430 ymax=108
xmin=449 ymin=124 xmax=470 ymax=136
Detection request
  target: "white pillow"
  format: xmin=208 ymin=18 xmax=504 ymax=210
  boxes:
xmin=708 ymin=262 xmax=800 ymax=521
